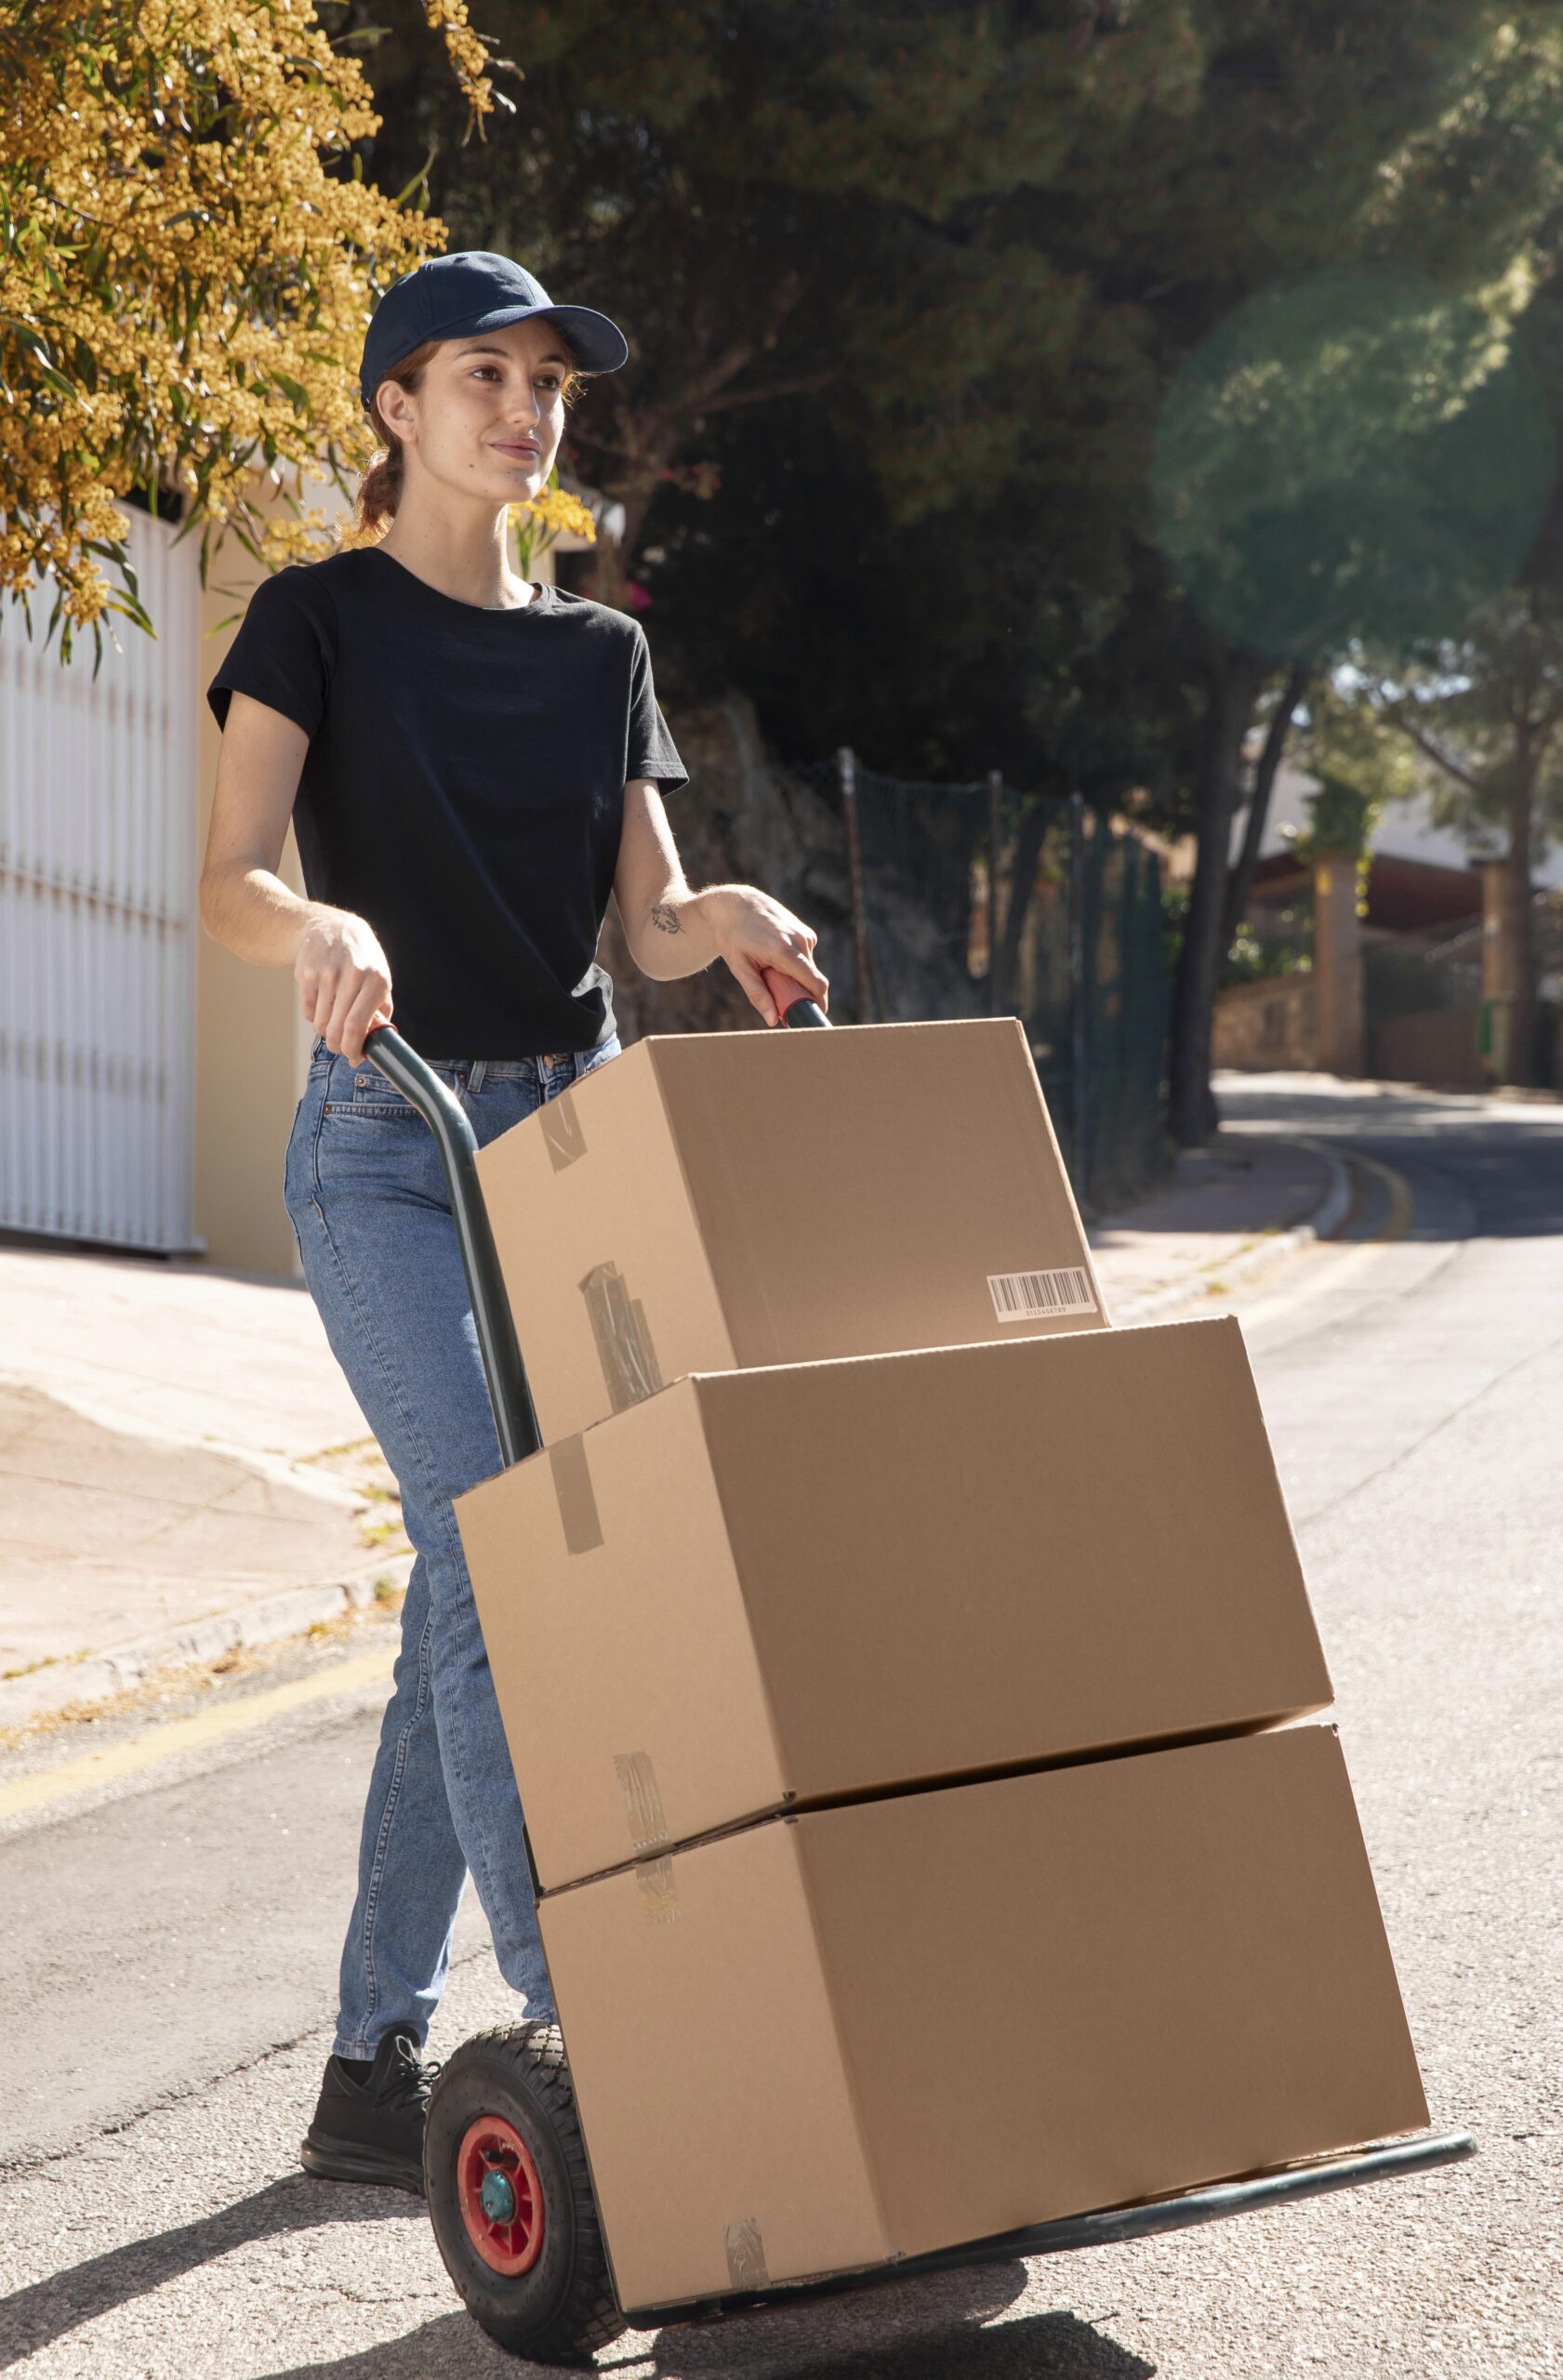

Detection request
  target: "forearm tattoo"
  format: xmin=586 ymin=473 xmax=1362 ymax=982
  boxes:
xmin=650 ymin=902 xmax=682 ymax=935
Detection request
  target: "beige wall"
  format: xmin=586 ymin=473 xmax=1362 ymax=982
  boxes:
xmin=192 ymin=469 xmax=348 ymax=1278
xmin=191 ymin=804 xmax=311 ymax=1277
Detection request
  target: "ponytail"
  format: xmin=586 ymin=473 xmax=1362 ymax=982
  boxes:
xmin=353 ymin=441 xmax=403 ymax=539
xmin=351 ymin=341 xmax=437 ymax=541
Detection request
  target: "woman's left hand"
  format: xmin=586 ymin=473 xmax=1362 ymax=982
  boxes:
xmin=698 ymin=885 xmax=830 ymax=1025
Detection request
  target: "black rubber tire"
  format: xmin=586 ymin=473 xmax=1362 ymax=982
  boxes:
xmin=424 ymin=2021 xmax=624 ymax=2366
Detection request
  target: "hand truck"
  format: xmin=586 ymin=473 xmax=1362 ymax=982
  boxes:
xmin=359 ymin=972 xmax=1474 ymax=2367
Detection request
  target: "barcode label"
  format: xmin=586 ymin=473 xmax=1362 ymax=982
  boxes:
xmin=987 ymin=1266 xmax=1097 ymax=1322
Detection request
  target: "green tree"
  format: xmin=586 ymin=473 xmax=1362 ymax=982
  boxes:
xmin=1116 ymin=7 xmax=1563 ymax=1140
xmin=342 ymin=0 xmax=1189 ymax=601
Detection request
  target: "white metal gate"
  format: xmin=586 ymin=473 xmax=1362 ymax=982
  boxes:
xmin=0 ymin=507 xmax=199 ymax=1252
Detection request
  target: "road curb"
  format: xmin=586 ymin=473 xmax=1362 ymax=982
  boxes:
xmin=1113 ymin=1140 xmax=1354 ymax=1327
xmin=0 ymin=1552 xmax=415 ymax=1735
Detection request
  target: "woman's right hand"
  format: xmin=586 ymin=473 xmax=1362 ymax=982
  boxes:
xmin=296 ymin=910 xmax=394 ymax=1065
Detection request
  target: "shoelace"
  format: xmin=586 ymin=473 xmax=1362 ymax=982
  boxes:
xmin=378 ymin=2042 xmax=442 ymax=2112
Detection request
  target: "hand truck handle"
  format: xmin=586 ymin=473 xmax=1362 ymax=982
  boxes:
xmin=762 ymin=965 xmax=830 ymax=1029
xmin=360 ymin=1026 xmax=542 ymax=1471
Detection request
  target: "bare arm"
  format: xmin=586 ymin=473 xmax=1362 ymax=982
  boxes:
xmin=198 ymin=690 xmax=393 ymax=1065
xmin=613 ymin=779 xmax=829 ymax=1025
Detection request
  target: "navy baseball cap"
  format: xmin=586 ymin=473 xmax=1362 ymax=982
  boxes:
xmin=359 ymin=250 xmax=629 ymax=416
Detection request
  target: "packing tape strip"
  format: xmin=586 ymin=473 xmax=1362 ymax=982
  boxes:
xmin=614 ymin=1751 xmax=671 ymax=1856
xmin=635 ymin=1854 xmax=679 ymax=1924
xmin=724 ymin=2217 xmax=770 ymax=2290
xmin=549 ymin=1434 xmax=603 ymax=1554
xmin=579 ymin=1260 xmax=665 ymax=1413
xmin=541 ymin=1088 xmax=587 ymax=1171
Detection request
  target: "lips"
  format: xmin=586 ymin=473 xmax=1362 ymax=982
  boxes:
xmin=495 ymin=442 xmax=539 ymax=460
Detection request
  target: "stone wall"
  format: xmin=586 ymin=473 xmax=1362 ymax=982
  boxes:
xmin=1212 ymin=972 xmax=1318 ymax=1072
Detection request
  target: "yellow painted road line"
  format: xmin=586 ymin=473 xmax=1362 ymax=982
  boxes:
xmin=1171 ymin=1138 xmax=1414 ymax=1322
xmin=1280 ymin=1134 xmax=1409 ymax=1244
xmin=0 ymin=1649 xmax=394 ymax=1822
xmin=1230 ymin=1143 xmax=1416 ymax=1330
xmin=1287 ymin=1134 xmax=1413 ymax=1244
xmin=1342 ymin=1146 xmax=1414 ymax=1242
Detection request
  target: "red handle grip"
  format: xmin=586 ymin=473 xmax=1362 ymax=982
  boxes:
xmin=761 ymin=966 xmax=829 ymax=1027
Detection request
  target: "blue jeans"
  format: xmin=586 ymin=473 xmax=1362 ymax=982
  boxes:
xmin=284 ymin=1030 xmax=621 ymax=2058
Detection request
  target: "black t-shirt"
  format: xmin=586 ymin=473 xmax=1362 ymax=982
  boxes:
xmin=205 ymin=545 xmax=689 ymax=1056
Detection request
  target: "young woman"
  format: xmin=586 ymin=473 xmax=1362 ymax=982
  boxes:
xmin=200 ymin=250 xmax=828 ymax=2192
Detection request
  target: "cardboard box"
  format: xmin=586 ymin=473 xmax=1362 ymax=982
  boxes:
xmin=456 ymin=1315 xmax=1331 ymax=1889
xmin=543 ymin=1726 xmax=1429 ymax=2313
xmin=474 ymin=1018 xmax=1107 ymax=1442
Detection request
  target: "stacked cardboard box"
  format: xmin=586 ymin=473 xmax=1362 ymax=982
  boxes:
xmin=456 ymin=1018 xmax=1428 ymax=2316
xmin=472 ymin=1017 xmax=1111 ymax=1442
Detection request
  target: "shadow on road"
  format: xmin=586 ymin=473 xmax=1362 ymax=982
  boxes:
xmin=1217 ymin=1078 xmax=1563 ymax=1239
xmin=0 ymin=2175 xmax=421 ymax=2369
xmin=645 ymin=2303 xmax=1157 ymax=2378
xmin=2 ymin=2175 xmax=1156 ymax=2380
xmin=245 ymin=2275 xmax=1155 ymax=2380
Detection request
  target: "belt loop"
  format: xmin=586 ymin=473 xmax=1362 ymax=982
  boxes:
xmin=470 ymin=1058 xmax=487 ymax=1094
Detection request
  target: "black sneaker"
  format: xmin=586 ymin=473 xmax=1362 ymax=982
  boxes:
xmin=299 ymin=2030 xmax=439 ymax=2193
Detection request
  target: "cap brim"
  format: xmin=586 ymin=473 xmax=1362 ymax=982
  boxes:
xmin=436 ymin=298 xmax=629 ymax=375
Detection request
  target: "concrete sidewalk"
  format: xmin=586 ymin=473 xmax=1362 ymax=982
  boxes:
xmin=0 ymin=1117 xmax=1345 ymax=1730
xmin=1093 ymin=1128 xmax=1348 ymax=1321
xmin=0 ymin=1243 xmax=411 ymax=1728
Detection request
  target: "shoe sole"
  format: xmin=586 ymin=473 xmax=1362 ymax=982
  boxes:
xmin=299 ymin=2133 xmax=424 ymax=2195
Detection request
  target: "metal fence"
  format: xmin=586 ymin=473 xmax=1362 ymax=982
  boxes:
xmin=0 ymin=506 xmax=199 ymax=1251
xmin=788 ymin=751 xmax=1172 ymax=1208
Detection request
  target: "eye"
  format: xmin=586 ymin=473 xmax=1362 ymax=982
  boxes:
xmin=471 ymin=364 xmax=501 ymax=380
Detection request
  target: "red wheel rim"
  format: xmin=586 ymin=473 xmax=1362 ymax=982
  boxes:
xmin=457 ymin=2113 xmax=546 ymax=2276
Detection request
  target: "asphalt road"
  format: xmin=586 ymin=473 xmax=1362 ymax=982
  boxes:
xmin=2 ymin=1075 xmax=1559 ymax=2378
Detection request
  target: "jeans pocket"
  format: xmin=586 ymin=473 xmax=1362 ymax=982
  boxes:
xmin=325 ymin=1066 xmax=424 ymax=1119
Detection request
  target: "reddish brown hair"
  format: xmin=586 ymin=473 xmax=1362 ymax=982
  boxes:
xmin=353 ymin=334 xmax=586 ymax=538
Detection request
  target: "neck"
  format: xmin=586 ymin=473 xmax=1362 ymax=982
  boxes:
xmin=377 ymin=498 xmax=533 ymax=610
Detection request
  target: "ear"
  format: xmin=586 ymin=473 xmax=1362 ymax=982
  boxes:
xmin=375 ymin=383 xmax=414 ymax=445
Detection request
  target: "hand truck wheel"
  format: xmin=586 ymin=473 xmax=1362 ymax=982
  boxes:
xmin=424 ymin=2020 xmax=625 ymax=2365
